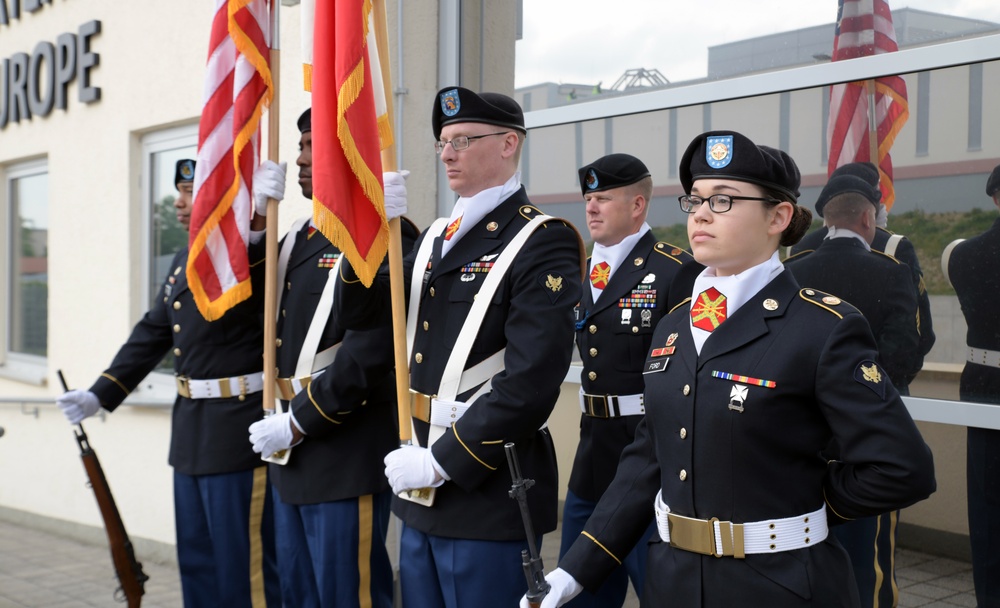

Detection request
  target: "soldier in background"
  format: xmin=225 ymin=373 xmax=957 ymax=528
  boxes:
xmin=564 ymin=153 xmax=692 ymax=607
xmin=791 ymin=162 xmax=934 ymax=393
xmin=941 ymin=164 xmax=1000 ymax=608
xmin=785 ymin=173 xmax=921 ymax=608
xmin=57 ymin=159 xmax=285 ymax=607
xmin=247 ymin=108 xmax=418 ymax=608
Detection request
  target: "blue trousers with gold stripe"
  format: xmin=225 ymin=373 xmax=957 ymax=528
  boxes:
xmin=830 ymin=512 xmax=898 ymax=608
xmin=398 ymin=523 xmax=541 ymax=608
xmin=173 ymin=468 xmax=280 ymax=607
xmin=272 ymin=488 xmax=393 ymax=608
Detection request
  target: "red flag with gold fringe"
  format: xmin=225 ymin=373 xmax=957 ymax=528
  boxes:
xmin=308 ymin=0 xmax=392 ymax=286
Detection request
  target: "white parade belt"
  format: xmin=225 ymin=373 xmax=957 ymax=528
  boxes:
xmin=579 ymin=388 xmax=645 ymax=418
xmin=654 ymin=490 xmax=827 ymax=558
xmin=968 ymin=347 xmax=1000 ymax=369
xmin=176 ymin=373 xmax=264 ymax=400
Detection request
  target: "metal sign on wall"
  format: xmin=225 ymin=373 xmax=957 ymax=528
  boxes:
xmin=1 ymin=0 xmax=101 ymax=129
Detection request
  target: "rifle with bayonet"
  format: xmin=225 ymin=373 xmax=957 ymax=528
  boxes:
xmin=506 ymin=441 xmax=550 ymax=608
xmin=59 ymin=370 xmax=149 ymax=608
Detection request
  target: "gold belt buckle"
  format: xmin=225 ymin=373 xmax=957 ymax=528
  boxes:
xmin=275 ymin=378 xmax=294 ymax=401
xmin=668 ymin=513 xmax=718 ymax=557
xmin=585 ymin=394 xmax=610 ymax=418
xmin=410 ymin=390 xmax=432 ymax=423
xmin=176 ymin=375 xmax=190 ymax=398
xmin=668 ymin=513 xmax=744 ymax=559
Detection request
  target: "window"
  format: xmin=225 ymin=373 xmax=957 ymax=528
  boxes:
xmin=140 ymin=126 xmax=196 ymax=379
xmin=5 ymin=160 xmax=49 ymax=359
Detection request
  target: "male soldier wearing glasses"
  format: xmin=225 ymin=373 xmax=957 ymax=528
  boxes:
xmin=335 ymin=86 xmax=584 ymax=608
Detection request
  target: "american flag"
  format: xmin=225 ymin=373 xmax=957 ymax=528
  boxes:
xmin=187 ymin=0 xmax=273 ymax=320
xmin=826 ymin=0 xmax=909 ymax=209
xmin=305 ymin=0 xmax=392 ymax=287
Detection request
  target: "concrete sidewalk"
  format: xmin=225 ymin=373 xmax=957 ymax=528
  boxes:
xmin=0 ymin=517 xmax=977 ymax=607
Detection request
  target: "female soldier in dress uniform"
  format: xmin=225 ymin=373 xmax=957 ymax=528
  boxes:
xmin=524 ymin=131 xmax=936 ymax=608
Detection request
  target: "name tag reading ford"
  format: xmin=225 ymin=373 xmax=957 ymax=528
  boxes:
xmin=643 ymin=357 xmax=670 ymax=374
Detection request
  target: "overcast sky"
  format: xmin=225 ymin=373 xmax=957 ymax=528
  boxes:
xmin=514 ymin=1 xmax=1000 ymax=88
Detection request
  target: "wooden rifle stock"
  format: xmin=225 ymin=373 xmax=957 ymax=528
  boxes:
xmin=59 ymin=370 xmax=148 ymax=607
xmin=75 ymin=429 xmax=149 ymax=607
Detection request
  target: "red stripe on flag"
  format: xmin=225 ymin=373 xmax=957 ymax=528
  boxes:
xmin=826 ymin=0 xmax=909 ymax=209
xmin=187 ymin=0 xmax=272 ymax=321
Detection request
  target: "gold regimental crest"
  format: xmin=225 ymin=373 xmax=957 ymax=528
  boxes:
xmin=546 ymin=274 xmax=563 ymax=292
xmin=861 ymin=363 xmax=882 ymax=384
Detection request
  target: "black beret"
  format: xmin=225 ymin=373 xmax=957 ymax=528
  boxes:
xmin=680 ymin=131 xmax=800 ymax=202
xmin=578 ymin=153 xmax=651 ymax=196
xmin=814 ymin=174 xmax=880 ymax=217
xmin=830 ymin=161 xmax=880 ymax=189
xmin=175 ymin=159 xmax=196 ymax=188
xmin=432 ymin=86 xmax=525 ymax=140
xmin=297 ymin=108 xmax=311 ymax=133
xmin=987 ymin=164 xmax=1000 ymax=197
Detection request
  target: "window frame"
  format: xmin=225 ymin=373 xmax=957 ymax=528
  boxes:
xmin=1 ymin=158 xmax=50 ymax=385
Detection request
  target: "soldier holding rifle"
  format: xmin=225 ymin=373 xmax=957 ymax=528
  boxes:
xmin=57 ymin=160 xmax=285 ymax=607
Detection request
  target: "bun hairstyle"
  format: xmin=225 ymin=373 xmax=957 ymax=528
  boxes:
xmin=758 ymin=185 xmax=811 ymax=247
xmin=781 ymin=204 xmax=813 ymax=247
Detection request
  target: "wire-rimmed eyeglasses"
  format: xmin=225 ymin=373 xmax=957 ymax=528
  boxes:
xmin=434 ymin=131 xmax=511 ymax=154
xmin=678 ymin=194 xmax=780 ymax=214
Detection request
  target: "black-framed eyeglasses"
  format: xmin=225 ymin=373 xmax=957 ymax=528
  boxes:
xmin=678 ymin=194 xmax=780 ymax=214
xmin=434 ymin=131 xmax=511 ymax=154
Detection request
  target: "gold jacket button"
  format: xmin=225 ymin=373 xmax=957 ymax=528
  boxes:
xmin=287 ymin=281 xmax=292 ymax=290
xmin=589 ymin=348 xmax=598 ymax=357
xmin=173 ymin=347 xmax=182 ymax=357
xmin=683 ymin=384 xmax=691 ymax=396
xmin=423 ymin=321 xmax=429 ymax=331
xmin=173 ymin=324 xmax=181 ymax=333
xmin=679 ymin=469 xmax=687 ymax=481
xmin=680 ymin=428 xmax=687 ymax=439
xmin=429 ymin=287 xmax=436 ymax=297
xmin=632 ymin=326 xmax=638 ymax=334
xmin=173 ymin=301 xmax=182 ymax=310
xmin=588 ymin=371 xmax=597 ymax=381
xmin=415 ymin=353 xmax=423 ymax=364
xmin=276 ymin=338 xmax=282 ymax=347
xmin=588 ymin=325 xmax=597 ymax=334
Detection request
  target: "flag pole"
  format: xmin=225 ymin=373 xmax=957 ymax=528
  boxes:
xmin=262 ymin=0 xmax=290 ymax=464
xmin=371 ymin=0 xmax=412 ymax=445
xmin=865 ymin=79 xmax=879 ymax=174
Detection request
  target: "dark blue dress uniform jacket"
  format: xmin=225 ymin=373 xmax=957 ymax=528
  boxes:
xmin=785 ymin=237 xmax=921 ymax=390
xmin=89 ymin=248 xmax=266 ymax=476
xmin=271 ymin=220 xmax=418 ymax=505
xmin=571 ymin=234 xmax=692 ymax=501
xmin=948 ymin=217 xmax=1000 ymax=402
xmin=793 ymin=226 xmax=935 ymax=385
xmin=560 ymin=269 xmax=935 ymax=607
xmin=337 ymin=187 xmax=584 ymax=541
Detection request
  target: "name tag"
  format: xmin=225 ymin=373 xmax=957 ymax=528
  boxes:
xmin=643 ymin=357 xmax=670 ymax=375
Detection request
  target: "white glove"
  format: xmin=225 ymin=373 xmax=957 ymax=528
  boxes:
xmin=383 ymin=170 xmax=409 ymax=220
xmin=252 ymin=160 xmax=287 ymax=217
xmin=248 ymin=411 xmax=301 ymax=458
xmin=56 ymin=390 xmax=102 ymax=424
xmin=519 ymin=568 xmax=583 ymax=608
xmin=384 ymin=445 xmax=445 ymax=494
